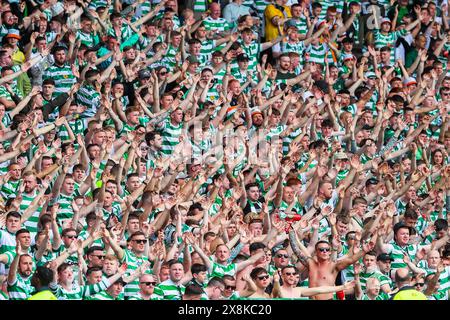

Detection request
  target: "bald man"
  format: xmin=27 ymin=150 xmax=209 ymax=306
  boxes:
xmin=421 ymin=250 xmax=450 ymax=294
xmin=391 ymin=268 xmax=427 ymax=300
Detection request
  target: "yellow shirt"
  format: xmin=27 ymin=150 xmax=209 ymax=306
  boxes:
xmin=12 ymin=49 xmax=25 ymax=65
xmin=392 ymin=289 xmax=427 ymax=300
xmin=264 ymin=4 xmax=292 ymax=41
xmin=28 ymin=290 xmax=58 ymax=300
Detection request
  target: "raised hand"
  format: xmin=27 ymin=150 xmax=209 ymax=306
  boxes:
xmin=343 ymin=280 xmax=356 ymax=290
xmin=118 ymin=262 xmax=128 ymax=275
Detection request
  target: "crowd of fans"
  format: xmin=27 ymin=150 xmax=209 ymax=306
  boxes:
xmin=0 ymin=0 xmax=449 ymax=300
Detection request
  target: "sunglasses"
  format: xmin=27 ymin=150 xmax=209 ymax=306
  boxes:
xmin=159 ymin=71 xmax=168 ymax=75
xmin=276 ymin=254 xmax=289 ymax=259
xmin=415 ymin=283 xmax=425 ymax=287
xmin=284 ymin=272 xmax=296 ymax=276
xmin=257 ymin=275 xmax=269 ymax=280
xmin=318 ymin=248 xmax=331 ymax=252
xmin=132 ymin=239 xmax=148 ymax=244
xmin=225 ymin=285 xmax=236 ymax=290
xmin=141 ymin=282 xmax=156 ymax=286
xmin=65 ymin=235 xmax=77 ymax=239
xmin=93 ymin=255 xmax=106 ymax=259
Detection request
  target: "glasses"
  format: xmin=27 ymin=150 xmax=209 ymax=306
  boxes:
xmin=159 ymin=71 xmax=168 ymax=75
xmin=141 ymin=282 xmax=157 ymax=286
xmin=93 ymin=255 xmax=106 ymax=259
xmin=318 ymin=248 xmax=331 ymax=252
xmin=347 ymin=236 xmax=356 ymax=240
xmin=415 ymin=283 xmax=425 ymax=287
xmin=276 ymin=254 xmax=289 ymax=258
xmin=284 ymin=272 xmax=296 ymax=276
xmin=225 ymin=285 xmax=236 ymax=290
xmin=132 ymin=239 xmax=148 ymax=244
xmin=257 ymin=275 xmax=269 ymax=280
xmin=65 ymin=235 xmax=77 ymax=239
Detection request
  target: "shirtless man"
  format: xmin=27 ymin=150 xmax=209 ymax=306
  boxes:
xmin=290 ymin=233 xmax=375 ymax=300
xmin=273 ymin=265 xmax=354 ymax=299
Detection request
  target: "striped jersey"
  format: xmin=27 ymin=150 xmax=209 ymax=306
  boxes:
xmin=358 ymin=269 xmax=391 ymax=292
xmin=373 ymin=29 xmax=408 ymax=65
xmin=361 ymin=292 xmax=390 ymax=300
xmin=282 ymin=40 xmax=305 ymax=56
xmin=8 ymin=274 xmax=33 ymax=300
xmin=161 ymin=44 xmax=180 ymax=72
xmin=0 ymin=229 xmax=16 ymax=255
xmin=418 ymin=261 xmax=450 ymax=294
xmin=157 ymin=118 xmax=183 ymax=156
xmin=306 ymin=43 xmax=328 ymax=65
xmin=151 ymin=279 xmax=185 ymax=300
xmin=50 ymin=279 xmax=110 ymax=300
xmin=202 ymin=16 xmax=232 ymax=33
xmin=107 ymin=23 xmax=135 ymax=43
xmin=0 ymin=179 xmax=20 ymax=201
xmin=75 ymin=31 xmax=100 ymax=48
xmin=193 ymin=0 xmax=207 ymax=12
xmin=384 ymin=241 xmax=426 ymax=271
xmin=43 ymin=63 xmax=77 ymax=95
xmin=20 ymin=190 xmax=42 ymax=235
xmin=52 ymin=193 xmax=74 ymax=226
xmin=240 ymin=41 xmax=262 ymax=71
xmin=0 ymin=84 xmax=23 ymax=101
xmin=76 ymin=84 xmax=101 ymax=118
xmin=58 ymin=118 xmax=86 ymax=142
xmin=120 ymin=249 xmax=151 ymax=298
xmin=200 ymin=39 xmax=217 ymax=59
xmin=86 ymin=290 xmax=124 ymax=300
xmin=210 ymin=258 xmax=237 ymax=278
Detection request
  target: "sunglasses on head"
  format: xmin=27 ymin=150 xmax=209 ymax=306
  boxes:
xmin=132 ymin=239 xmax=148 ymax=244
xmin=276 ymin=254 xmax=289 ymax=259
xmin=318 ymin=248 xmax=331 ymax=252
xmin=257 ymin=275 xmax=269 ymax=280
xmin=141 ymin=282 xmax=156 ymax=286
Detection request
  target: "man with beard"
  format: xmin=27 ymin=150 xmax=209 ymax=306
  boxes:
xmin=276 ymin=53 xmax=296 ymax=81
xmin=43 ymin=46 xmax=77 ymax=96
xmin=18 ymin=171 xmax=45 ymax=235
xmin=0 ymin=229 xmax=33 ymax=276
xmin=7 ymin=243 xmax=34 ymax=300
xmin=129 ymin=273 xmax=158 ymax=300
